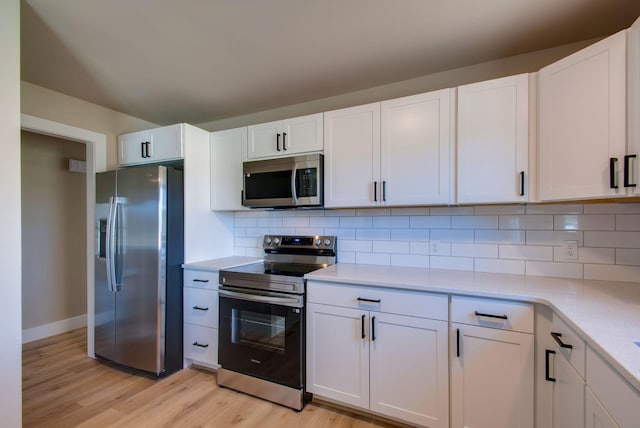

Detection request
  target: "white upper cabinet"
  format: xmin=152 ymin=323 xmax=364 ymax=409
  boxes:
xmin=381 ymin=89 xmax=453 ymax=205
xmin=324 ymin=103 xmax=381 ymax=208
xmin=210 ymin=127 xmax=247 ymax=211
xmin=457 ymin=74 xmax=532 ymax=204
xmin=324 ymin=89 xmax=453 ymax=208
xmin=627 ymin=16 xmax=640 ymax=196
xmin=119 ymin=123 xmax=184 ymax=166
xmin=538 ymin=30 xmax=627 ymax=201
xmin=246 ymin=113 xmax=323 ymax=160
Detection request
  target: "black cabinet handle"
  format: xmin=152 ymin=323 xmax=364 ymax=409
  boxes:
xmin=520 ymin=171 xmax=525 ymax=196
xmin=382 ymin=181 xmax=387 ymax=202
xmin=192 ymin=305 xmax=209 ymax=311
xmin=624 ymin=154 xmax=637 ymax=188
xmin=276 ymin=133 xmax=281 ymax=151
xmin=361 ymin=314 xmax=366 ymax=339
xmin=357 ymin=297 xmax=381 ymax=303
xmin=192 ymin=342 xmax=209 ymax=348
xmin=545 ymin=349 xmax=556 ymax=382
xmin=373 ymin=181 xmax=378 ymax=202
xmin=551 ymin=332 xmax=573 ymax=349
xmin=193 ymin=279 xmax=209 ymax=283
xmin=610 ymin=157 xmax=618 ymax=189
xmin=456 ymin=328 xmax=461 ymax=358
xmin=141 ymin=142 xmax=145 ymax=158
xmin=371 ymin=316 xmax=376 ymax=341
xmin=475 ymin=311 xmax=508 ymax=320
xmin=282 ymin=132 xmax=287 ymax=150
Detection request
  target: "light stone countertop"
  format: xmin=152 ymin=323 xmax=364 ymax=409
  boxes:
xmin=182 ymin=256 xmax=262 ymax=271
xmin=305 ymin=263 xmax=640 ymax=392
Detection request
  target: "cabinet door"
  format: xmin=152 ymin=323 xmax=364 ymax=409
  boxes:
xmin=148 ymin=124 xmax=183 ymax=162
xmin=247 ymin=120 xmax=282 ymax=159
xmin=538 ymin=31 xmax=627 ymax=201
xmin=184 ymin=323 xmax=218 ymax=368
xmin=282 ymin=113 xmax=323 ymax=154
xmin=451 ymin=323 xmax=534 ymax=428
xmin=585 ymin=387 xmax=620 ymax=428
xmin=118 ymin=129 xmax=149 ymax=166
xmin=324 ymin=103 xmax=381 ymax=208
xmin=551 ymin=350 xmax=585 ymax=428
xmin=370 ymin=313 xmax=448 ymax=428
xmin=306 ymin=303 xmax=369 ymax=409
xmin=628 ymin=17 xmax=640 ymax=196
xmin=210 ymin=127 xmax=247 ymax=211
xmin=381 ymin=89 xmax=452 ymax=206
xmin=458 ymin=74 xmax=530 ymax=203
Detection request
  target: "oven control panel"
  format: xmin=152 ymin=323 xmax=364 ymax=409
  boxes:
xmin=263 ymin=235 xmax=336 ymax=251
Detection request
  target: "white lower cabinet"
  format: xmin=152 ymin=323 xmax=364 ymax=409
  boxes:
xmin=450 ymin=296 xmax=534 ymax=428
xmin=306 ymin=282 xmax=448 ymax=428
xmin=548 ymin=347 xmax=585 ymax=428
xmin=183 ymin=269 xmax=219 ymax=369
xmin=585 ymin=386 xmax=619 ymax=428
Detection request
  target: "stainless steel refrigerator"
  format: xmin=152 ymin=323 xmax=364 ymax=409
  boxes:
xmin=95 ymin=164 xmax=183 ymax=376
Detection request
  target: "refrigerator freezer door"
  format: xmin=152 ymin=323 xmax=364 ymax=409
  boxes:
xmin=114 ymin=165 xmax=167 ymax=374
xmin=95 ymin=170 xmax=117 ymax=362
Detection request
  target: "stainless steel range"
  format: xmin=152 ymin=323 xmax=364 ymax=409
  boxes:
xmin=217 ymin=235 xmax=337 ymax=410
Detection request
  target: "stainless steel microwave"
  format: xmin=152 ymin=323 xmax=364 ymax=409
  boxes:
xmin=242 ymin=154 xmax=323 ymax=208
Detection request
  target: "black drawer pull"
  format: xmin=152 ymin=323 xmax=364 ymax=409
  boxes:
xmin=357 ymin=297 xmax=381 ymax=303
xmin=361 ymin=314 xmax=366 ymax=339
xmin=193 ymin=279 xmax=209 ymax=283
xmin=192 ymin=342 xmax=209 ymax=348
xmin=475 ymin=311 xmax=508 ymax=320
xmin=545 ymin=349 xmax=556 ymax=382
xmin=193 ymin=306 xmax=209 ymax=311
xmin=551 ymin=332 xmax=573 ymax=349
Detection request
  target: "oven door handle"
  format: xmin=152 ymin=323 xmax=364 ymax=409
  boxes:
xmin=219 ymin=288 xmax=303 ymax=308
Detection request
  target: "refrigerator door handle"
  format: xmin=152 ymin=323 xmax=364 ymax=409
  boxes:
xmin=112 ymin=197 xmax=126 ymax=292
xmin=105 ymin=196 xmax=117 ymax=292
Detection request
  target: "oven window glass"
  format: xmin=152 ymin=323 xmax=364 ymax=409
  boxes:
xmin=295 ymin=167 xmax=317 ymax=198
xmin=245 ymin=171 xmax=292 ymax=200
xmin=231 ymin=308 xmax=286 ymax=353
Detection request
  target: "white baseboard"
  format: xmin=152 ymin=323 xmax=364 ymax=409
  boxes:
xmin=22 ymin=314 xmax=87 ymax=344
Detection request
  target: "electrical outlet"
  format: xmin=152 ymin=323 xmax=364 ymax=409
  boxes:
xmin=562 ymin=240 xmax=578 ymax=260
xmin=430 ymin=240 xmax=440 ymax=255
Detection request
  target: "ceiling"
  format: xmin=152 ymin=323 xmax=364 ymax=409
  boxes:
xmin=21 ymin=0 xmax=640 ymax=126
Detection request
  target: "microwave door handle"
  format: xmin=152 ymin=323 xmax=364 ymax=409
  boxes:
xmin=291 ymin=165 xmax=298 ymax=205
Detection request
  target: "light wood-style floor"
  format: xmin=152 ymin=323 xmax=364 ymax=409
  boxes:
xmin=23 ymin=328 xmax=405 ymax=427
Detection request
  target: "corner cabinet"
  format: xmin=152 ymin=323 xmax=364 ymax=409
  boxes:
xmin=627 ymin=16 xmax=640 ymax=196
xmin=246 ymin=113 xmax=323 ymax=160
xmin=324 ymin=89 xmax=453 ymax=208
xmin=457 ymin=74 xmax=533 ymax=204
xmin=538 ymin=30 xmax=628 ymax=201
xmin=450 ymin=296 xmax=534 ymax=428
xmin=183 ymin=268 xmax=219 ymax=370
xmin=306 ymin=281 xmax=449 ymax=428
xmin=210 ymin=127 xmax=247 ymax=211
xmin=119 ymin=123 xmax=184 ymax=166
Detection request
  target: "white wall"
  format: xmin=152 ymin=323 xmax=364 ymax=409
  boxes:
xmin=0 ymin=0 xmax=23 ymax=426
xmin=233 ymin=203 xmax=640 ymax=283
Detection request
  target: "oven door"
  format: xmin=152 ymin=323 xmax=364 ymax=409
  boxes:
xmin=218 ymin=287 xmax=304 ymax=389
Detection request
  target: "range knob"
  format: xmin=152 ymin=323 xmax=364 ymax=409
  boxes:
xmin=315 ymin=239 xmax=322 ymax=247
xmin=264 ymin=237 xmax=272 ymax=245
xmin=323 ymin=239 xmax=332 ymax=247
xmin=273 ymin=237 xmax=281 ymax=245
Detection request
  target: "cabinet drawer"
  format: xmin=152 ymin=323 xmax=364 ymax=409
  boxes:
xmin=451 ymin=295 xmax=533 ymax=333
xmin=184 ymin=287 xmax=218 ymax=328
xmin=183 ymin=269 xmax=218 ymax=290
xmin=586 ymin=345 xmax=640 ymax=428
xmin=551 ymin=312 xmax=586 ymax=378
xmin=307 ymin=281 xmax=448 ymax=321
xmin=184 ymin=323 xmax=218 ymax=368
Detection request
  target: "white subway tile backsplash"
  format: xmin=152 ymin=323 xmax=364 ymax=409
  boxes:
xmin=452 ymin=243 xmax=499 ymax=258
xmin=452 ymin=216 xmax=498 ymax=229
xmin=475 ymin=230 xmax=525 ymax=244
xmin=526 ymin=261 xmax=583 ymax=279
xmin=232 ymin=203 xmax=640 ymax=283
xmin=615 ymin=249 xmax=640 ymax=266
xmin=475 ymin=258 xmax=525 ymax=275
xmin=615 ymin=214 xmax=640 ymax=231
xmin=554 ymin=215 xmax=615 ymax=231
xmin=584 ymin=231 xmax=640 ymax=248
xmin=500 ymin=245 xmax=553 ymax=261
xmin=430 ymin=256 xmax=474 ymax=271
xmin=500 ymin=215 xmax=553 ymax=230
